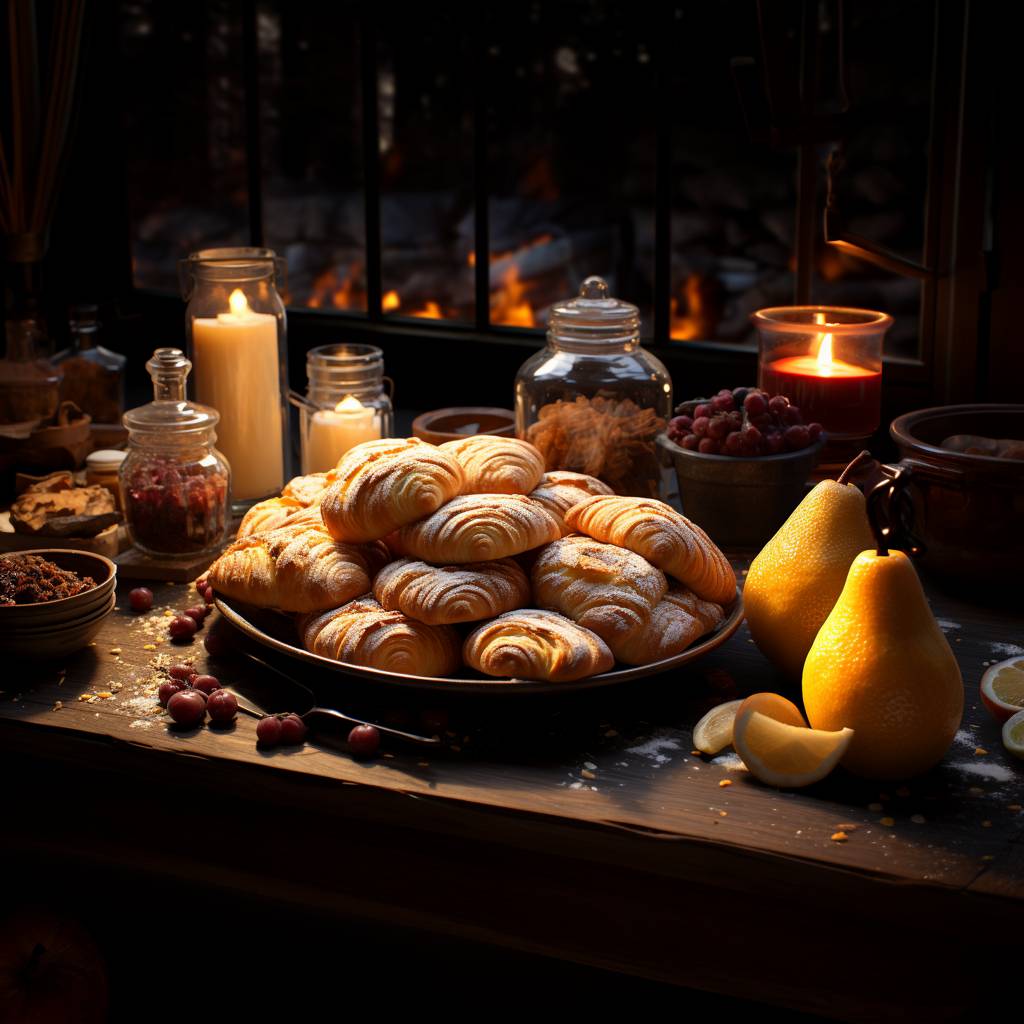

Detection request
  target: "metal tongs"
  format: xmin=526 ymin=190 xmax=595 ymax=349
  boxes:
xmin=226 ymin=649 xmax=441 ymax=749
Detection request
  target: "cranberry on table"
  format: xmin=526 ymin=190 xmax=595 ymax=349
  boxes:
xmin=206 ymin=689 xmax=238 ymax=724
xmin=166 ymin=689 xmax=207 ymax=727
xmin=256 ymin=716 xmax=283 ymax=747
xmin=279 ymin=714 xmax=307 ymax=746
xmin=158 ymin=681 xmax=183 ymax=707
xmin=168 ymin=664 xmax=194 ymax=681
xmin=169 ymin=615 xmax=198 ymax=641
xmin=184 ymin=605 xmax=209 ymax=626
xmin=128 ymin=587 xmax=153 ymax=613
xmin=347 ymin=724 xmax=381 ymax=759
xmin=204 ymin=621 xmax=234 ymax=658
xmin=192 ymin=674 xmax=221 ymax=695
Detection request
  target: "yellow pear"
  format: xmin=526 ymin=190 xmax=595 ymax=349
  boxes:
xmin=743 ymin=459 xmax=874 ymax=679
xmin=803 ymin=548 xmax=963 ymax=779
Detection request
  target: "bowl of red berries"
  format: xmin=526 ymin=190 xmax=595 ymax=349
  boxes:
xmin=658 ymin=387 xmax=825 ymax=549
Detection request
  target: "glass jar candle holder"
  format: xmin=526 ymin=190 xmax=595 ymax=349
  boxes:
xmin=752 ymin=306 xmax=892 ymax=442
xmin=180 ymin=247 xmax=289 ymax=512
xmin=292 ymin=344 xmax=393 ymax=474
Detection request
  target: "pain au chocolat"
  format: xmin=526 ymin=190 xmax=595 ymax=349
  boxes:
xmin=564 ymin=495 xmax=736 ymax=605
xmin=463 ymin=609 xmax=613 ymax=682
xmin=398 ymin=493 xmax=561 ymax=564
xmin=373 ymin=557 xmax=530 ymax=625
xmin=300 ymin=596 xmax=461 ymax=677
xmin=439 ymin=435 xmax=545 ymax=495
xmin=610 ymin=586 xmax=724 ymax=666
xmin=320 ymin=437 xmax=465 ymax=544
xmin=527 ymin=470 xmax=614 ymax=535
xmin=209 ymin=510 xmax=389 ymax=612
xmin=531 ymin=534 xmax=668 ymax=643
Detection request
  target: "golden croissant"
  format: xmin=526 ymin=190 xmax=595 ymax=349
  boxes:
xmin=281 ymin=471 xmax=335 ymax=506
xmin=610 ymin=586 xmax=724 ymax=666
xmin=209 ymin=511 xmax=390 ymax=612
xmin=531 ymin=534 xmax=667 ymax=642
xmin=399 ymin=493 xmax=561 ymax=564
xmin=320 ymin=437 xmax=464 ymax=543
xmin=565 ymin=495 xmax=736 ymax=605
xmin=300 ymin=597 xmax=461 ymax=677
xmin=528 ymin=471 xmax=614 ymax=535
xmin=439 ymin=434 xmax=545 ymax=495
xmin=374 ymin=557 xmax=530 ymax=625
xmin=463 ymin=609 xmax=613 ymax=682
xmin=236 ymin=496 xmax=307 ymax=539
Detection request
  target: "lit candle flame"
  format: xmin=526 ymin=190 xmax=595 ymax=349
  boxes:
xmin=229 ymin=288 xmax=250 ymax=316
xmin=383 ymin=290 xmax=400 ymax=312
xmin=334 ymin=395 xmax=365 ymax=414
xmin=814 ymin=311 xmax=834 ymax=373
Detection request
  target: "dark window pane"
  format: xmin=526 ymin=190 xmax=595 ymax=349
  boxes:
xmin=121 ymin=0 xmax=249 ymax=291
xmin=259 ymin=3 xmax=366 ymax=312
xmin=485 ymin=3 xmax=656 ymax=331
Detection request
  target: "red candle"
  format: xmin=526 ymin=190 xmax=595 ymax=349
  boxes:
xmin=759 ymin=345 xmax=882 ymax=437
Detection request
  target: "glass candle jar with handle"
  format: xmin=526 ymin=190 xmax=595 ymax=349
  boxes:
xmin=293 ymin=344 xmax=393 ymax=473
xmin=180 ymin=247 xmax=289 ymax=511
xmin=752 ymin=306 xmax=892 ymax=442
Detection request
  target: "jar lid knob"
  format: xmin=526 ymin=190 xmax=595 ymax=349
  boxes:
xmin=579 ymin=276 xmax=609 ymax=300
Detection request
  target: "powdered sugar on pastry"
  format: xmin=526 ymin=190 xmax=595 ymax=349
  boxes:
xmin=320 ymin=437 xmax=465 ymax=543
xmin=464 ymin=608 xmax=613 ymax=682
xmin=236 ymin=495 xmax=307 ymax=538
xmin=610 ymin=586 xmax=724 ymax=665
xmin=529 ymin=471 xmax=614 ymax=535
xmin=281 ymin=471 xmax=334 ymax=506
xmin=399 ymin=493 xmax=561 ymax=563
xmin=440 ymin=435 xmax=545 ymax=495
xmin=374 ymin=557 xmax=529 ymax=624
xmin=300 ymin=596 xmax=461 ymax=677
xmin=532 ymin=535 xmax=667 ymax=641
xmin=565 ymin=495 xmax=736 ymax=605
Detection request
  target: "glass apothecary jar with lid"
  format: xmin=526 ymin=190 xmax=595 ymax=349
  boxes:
xmin=291 ymin=343 xmax=394 ymax=474
xmin=514 ymin=276 xmax=672 ymax=497
xmin=120 ymin=348 xmax=230 ymax=560
xmin=180 ymin=247 xmax=288 ymax=512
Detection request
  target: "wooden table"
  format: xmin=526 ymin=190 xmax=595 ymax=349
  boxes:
xmin=2 ymin=563 xmax=1021 ymax=1021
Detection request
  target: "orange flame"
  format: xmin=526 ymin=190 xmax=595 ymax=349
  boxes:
xmin=670 ymin=275 xmax=715 ymax=341
xmin=382 ymin=290 xmax=400 ymax=312
xmin=491 ymin=265 xmax=535 ymax=328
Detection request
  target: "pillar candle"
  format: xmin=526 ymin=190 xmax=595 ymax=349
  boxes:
xmin=191 ymin=289 xmax=284 ymax=501
xmin=303 ymin=395 xmax=380 ymax=473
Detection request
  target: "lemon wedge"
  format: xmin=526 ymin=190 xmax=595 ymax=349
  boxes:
xmin=733 ymin=710 xmax=854 ymax=788
xmin=692 ymin=700 xmax=744 ymax=755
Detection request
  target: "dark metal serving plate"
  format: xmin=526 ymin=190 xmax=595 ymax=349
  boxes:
xmin=214 ymin=591 xmax=745 ymax=696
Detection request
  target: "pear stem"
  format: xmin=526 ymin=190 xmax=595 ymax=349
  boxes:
xmin=866 ymin=474 xmax=898 ymax=557
xmin=837 ymin=449 xmax=873 ymax=486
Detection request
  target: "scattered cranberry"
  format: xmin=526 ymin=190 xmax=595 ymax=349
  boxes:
xmin=128 ymin=587 xmax=153 ymax=613
xmin=256 ymin=716 xmax=283 ymax=746
xmin=184 ymin=605 xmax=209 ymax=626
xmin=206 ymin=689 xmax=238 ymax=724
xmin=158 ymin=681 xmax=184 ymax=707
xmin=279 ymin=714 xmax=307 ymax=746
xmin=347 ymin=724 xmax=380 ymax=759
xmin=169 ymin=615 xmax=197 ymax=642
xmin=168 ymin=665 xmax=194 ymax=681
xmin=167 ymin=689 xmax=207 ymax=727
xmin=202 ymin=585 xmax=215 ymax=604
xmin=192 ymin=674 xmax=221 ymax=696
xmin=195 ymin=575 xmax=209 ymax=594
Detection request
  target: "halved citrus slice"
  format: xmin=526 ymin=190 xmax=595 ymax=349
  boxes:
xmin=733 ymin=710 xmax=854 ymax=788
xmin=1002 ymin=709 xmax=1024 ymax=760
xmin=692 ymin=699 xmax=743 ymax=755
xmin=734 ymin=692 xmax=807 ymax=731
xmin=981 ymin=657 xmax=1024 ymax=724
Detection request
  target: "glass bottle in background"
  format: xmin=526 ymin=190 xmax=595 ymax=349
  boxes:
xmin=120 ymin=348 xmax=230 ymax=560
xmin=514 ymin=276 xmax=672 ymax=498
xmin=53 ymin=304 xmax=126 ymax=425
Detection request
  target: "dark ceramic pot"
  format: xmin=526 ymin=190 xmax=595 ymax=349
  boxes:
xmin=883 ymin=404 xmax=1024 ymax=592
xmin=657 ymin=433 xmax=824 ymax=549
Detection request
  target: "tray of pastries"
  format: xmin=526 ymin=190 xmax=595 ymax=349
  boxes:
xmin=209 ymin=435 xmax=744 ymax=694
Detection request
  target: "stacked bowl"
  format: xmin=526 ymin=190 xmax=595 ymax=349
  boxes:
xmin=1 ymin=550 xmax=117 ymax=658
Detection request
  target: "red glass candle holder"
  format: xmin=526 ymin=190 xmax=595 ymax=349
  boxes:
xmin=752 ymin=306 xmax=892 ymax=441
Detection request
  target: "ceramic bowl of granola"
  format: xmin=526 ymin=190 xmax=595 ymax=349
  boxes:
xmin=0 ymin=550 xmax=117 ymax=655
